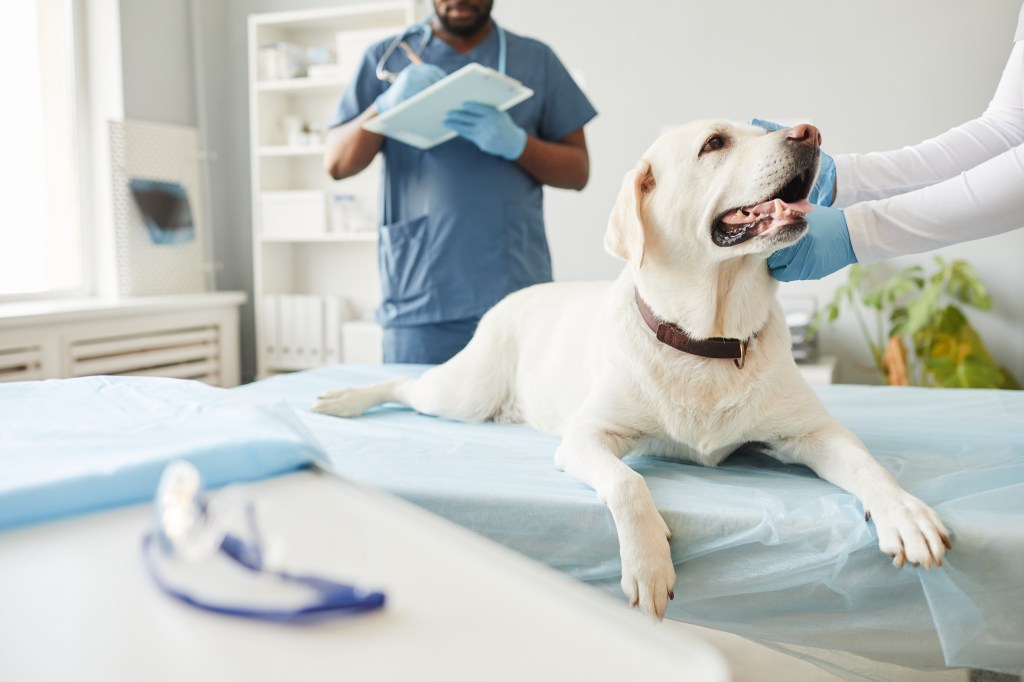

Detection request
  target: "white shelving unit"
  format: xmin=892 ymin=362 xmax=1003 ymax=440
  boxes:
xmin=248 ymin=3 xmax=419 ymax=378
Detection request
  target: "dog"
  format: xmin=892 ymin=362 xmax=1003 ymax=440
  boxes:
xmin=312 ymin=120 xmax=951 ymax=619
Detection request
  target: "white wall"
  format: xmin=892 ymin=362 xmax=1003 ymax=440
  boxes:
xmin=183 ymin=0 xmax=1023 ymax=382
xmin=119 ymin=0 xmax=196 ymax=127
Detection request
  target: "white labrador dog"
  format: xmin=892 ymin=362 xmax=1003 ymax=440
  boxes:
xmin=313 ymin=120 xmax=951 ymax=619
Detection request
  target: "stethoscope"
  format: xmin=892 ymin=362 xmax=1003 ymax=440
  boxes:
xmin=375 ymin=17 xmax=508 ymax=82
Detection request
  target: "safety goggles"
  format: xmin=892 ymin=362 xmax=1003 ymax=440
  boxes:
xmin=143 ymin=460 xmax=385 ymax=621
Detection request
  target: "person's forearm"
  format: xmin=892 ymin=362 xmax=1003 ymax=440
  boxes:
xmin=836 ymin=116 xmax=1023 ymax=204
xmin=835 ymin=41 xmax=1024 ymax=206
xmin=323 ymin=106 xmax=384 ymax=180
xmin=846 ymin=143 xmax=1024 ymax=263
xmin=514 ymin=130 xmax=590 ymax=191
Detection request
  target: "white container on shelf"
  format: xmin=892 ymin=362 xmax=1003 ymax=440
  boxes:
xmin=281 ymin=115 xmax=304 ymax=146
xmin=323 ymin=295 xmax=356 ymax=366
xmin=330 ymin=193 xmax=377 ymax=233
xmin=258 ymin=42 xmax=306 ymax=80
xmin=329 ymin=194 xmax=370 ymax=233
xmin=261 ymin=191 xmax=327 ymax=238
xmin=342 ymin=320 xmax=383 ymax=364
xmin=306 ymin=45 xmax=335 ymax=70
xmin=307 ymin=63 xmax=345 ymax=81
xmin=262 ymin=294 xmax=280 ymax=367
xmin=271 ymin=294 xmax=328 ymax=370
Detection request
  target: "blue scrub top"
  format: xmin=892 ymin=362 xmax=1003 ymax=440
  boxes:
xmin=329 ymin=25 xmax=597 ymax=327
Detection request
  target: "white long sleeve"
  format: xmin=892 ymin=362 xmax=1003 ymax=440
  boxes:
xmin=835 ymin=18 xmax=1024 ymax=263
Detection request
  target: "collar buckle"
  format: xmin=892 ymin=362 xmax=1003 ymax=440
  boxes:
xmin=635 ymin=288 xmax=753 ymax=369
xmin=734 ymin=339 xmax=748 ymax=370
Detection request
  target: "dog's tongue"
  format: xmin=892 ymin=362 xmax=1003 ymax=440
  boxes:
xmin=751 ymin=197 xmax=812 ymax=216
xmin=721 ymin=197 xmax=814 ymax=225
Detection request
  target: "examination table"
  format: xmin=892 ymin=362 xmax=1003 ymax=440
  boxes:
xmin=1 ymin=366 xmax=1022 ymax=679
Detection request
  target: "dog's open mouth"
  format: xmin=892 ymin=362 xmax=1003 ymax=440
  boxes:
xmin=711 ymin=170 xmax=815 ymax=247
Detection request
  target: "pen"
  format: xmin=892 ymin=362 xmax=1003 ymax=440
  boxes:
xmin=400 ymin=41 xmax=424 ymax=66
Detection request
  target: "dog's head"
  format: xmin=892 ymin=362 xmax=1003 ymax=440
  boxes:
xmin=605 ymin=120 xmax=819 ymax=269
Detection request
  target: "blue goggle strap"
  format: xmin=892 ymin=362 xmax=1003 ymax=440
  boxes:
xmin=141 ymin=532 xmax=386 ymax=622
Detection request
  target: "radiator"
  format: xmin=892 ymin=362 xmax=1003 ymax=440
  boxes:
xmin=0 ymin=343 xmax=46 ymax=382
xmin=69 ymin=326 xmax=222 ymax=384
xmin=0 ymin=294 xmax=243 ymax=387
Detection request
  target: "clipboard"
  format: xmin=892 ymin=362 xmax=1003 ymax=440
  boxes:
xmin=362 ymin=63 xmax=534 ymax=150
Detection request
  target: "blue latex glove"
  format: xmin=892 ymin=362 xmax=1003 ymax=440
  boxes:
xmin=375 ymin=64 xmax=446 ymax=115
xmin=767 ymin=205 xmax=857 ymax=281
xmin=748 ymin=118 xmax=836 ymax=206
xmin=443 ymin=102 xmax=528 ymax=160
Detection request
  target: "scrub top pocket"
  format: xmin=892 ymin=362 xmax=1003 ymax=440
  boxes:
xmin=376 ymin=203 xmax=552 ymax=327
xmin=502 ymin=202 xmax=552 ymax=291
xmin=379 ymin=214 xmax=434 ymax=318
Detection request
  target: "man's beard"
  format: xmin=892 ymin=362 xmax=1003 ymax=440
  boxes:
xmin=435 ymin=4 xmax=492 ymax=37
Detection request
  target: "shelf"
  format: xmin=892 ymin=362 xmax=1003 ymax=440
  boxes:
xmin=256 ymin=76 xmax=347 ymax=93
xmin=249 ymin=2 xmax=411 ymax=32
xmin=250 ymin=2 xmax=415 ymax=378
xmin=261 ymin=232 xmax=377 ymax=243
xmin=258 ymin=145 xmax=325 ymax=157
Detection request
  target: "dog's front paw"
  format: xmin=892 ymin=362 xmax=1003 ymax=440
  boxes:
xmin=619 ymin=519 xmax=676 ymax=620
xmin=867 ymin=492 xmax=952 ymax=569
xmin=311 ymin=388 xmax=371 ymax=418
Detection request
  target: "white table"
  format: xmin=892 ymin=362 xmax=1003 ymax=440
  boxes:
xmin=0 ymin=470 xmax=728 ymax=682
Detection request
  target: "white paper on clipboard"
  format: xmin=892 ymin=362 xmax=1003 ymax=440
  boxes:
xmin=362 ymin=63 xmax=534 ymax=150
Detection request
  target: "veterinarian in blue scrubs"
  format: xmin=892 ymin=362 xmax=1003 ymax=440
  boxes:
xmin=325 ymin=0 xmax=597 ymax=364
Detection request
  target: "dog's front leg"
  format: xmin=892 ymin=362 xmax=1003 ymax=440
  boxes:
xmin=775 ymin=422 xmax=951 ymax=569
xmin=555 ymin=423 xmax=675 ymax=619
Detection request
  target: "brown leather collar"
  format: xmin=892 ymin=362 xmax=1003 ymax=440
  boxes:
xmin=635 ymin=289 xmax=751 ymax=369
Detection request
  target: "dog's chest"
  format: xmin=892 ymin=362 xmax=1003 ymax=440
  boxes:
xmin=635 ymin=356 xmax=772 ymax=465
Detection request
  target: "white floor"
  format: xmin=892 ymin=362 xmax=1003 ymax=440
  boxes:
xmin=660 ymin=620 xmax=969 ymax=682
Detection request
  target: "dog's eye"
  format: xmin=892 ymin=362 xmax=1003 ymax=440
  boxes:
xmin=700 ymin=135 xmax=726 ymax=156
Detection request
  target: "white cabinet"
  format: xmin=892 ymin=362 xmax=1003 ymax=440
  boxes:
xmin=248 ymin=3 xmax=418 ymax=378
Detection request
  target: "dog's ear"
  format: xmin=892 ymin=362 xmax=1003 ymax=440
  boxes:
xmin=604 ymin=160 xmax=655 ymax=269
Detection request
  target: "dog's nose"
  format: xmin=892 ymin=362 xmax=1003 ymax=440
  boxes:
xmin=784 ymin=123 xmax=822 ymax=147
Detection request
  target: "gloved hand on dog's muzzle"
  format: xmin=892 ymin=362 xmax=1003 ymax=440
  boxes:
xmin=748 ymin=118 xmax=837 ymax=206
xmin=768 ymin=204 xmax=857 ymax=281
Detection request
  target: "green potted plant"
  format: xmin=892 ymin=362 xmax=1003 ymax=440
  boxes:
xmin=813 ymin=257 xmax=1020 ymax=389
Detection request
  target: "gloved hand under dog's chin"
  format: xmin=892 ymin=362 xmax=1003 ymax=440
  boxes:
xmin=767 ymin=204 xmax=857 ymax=281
